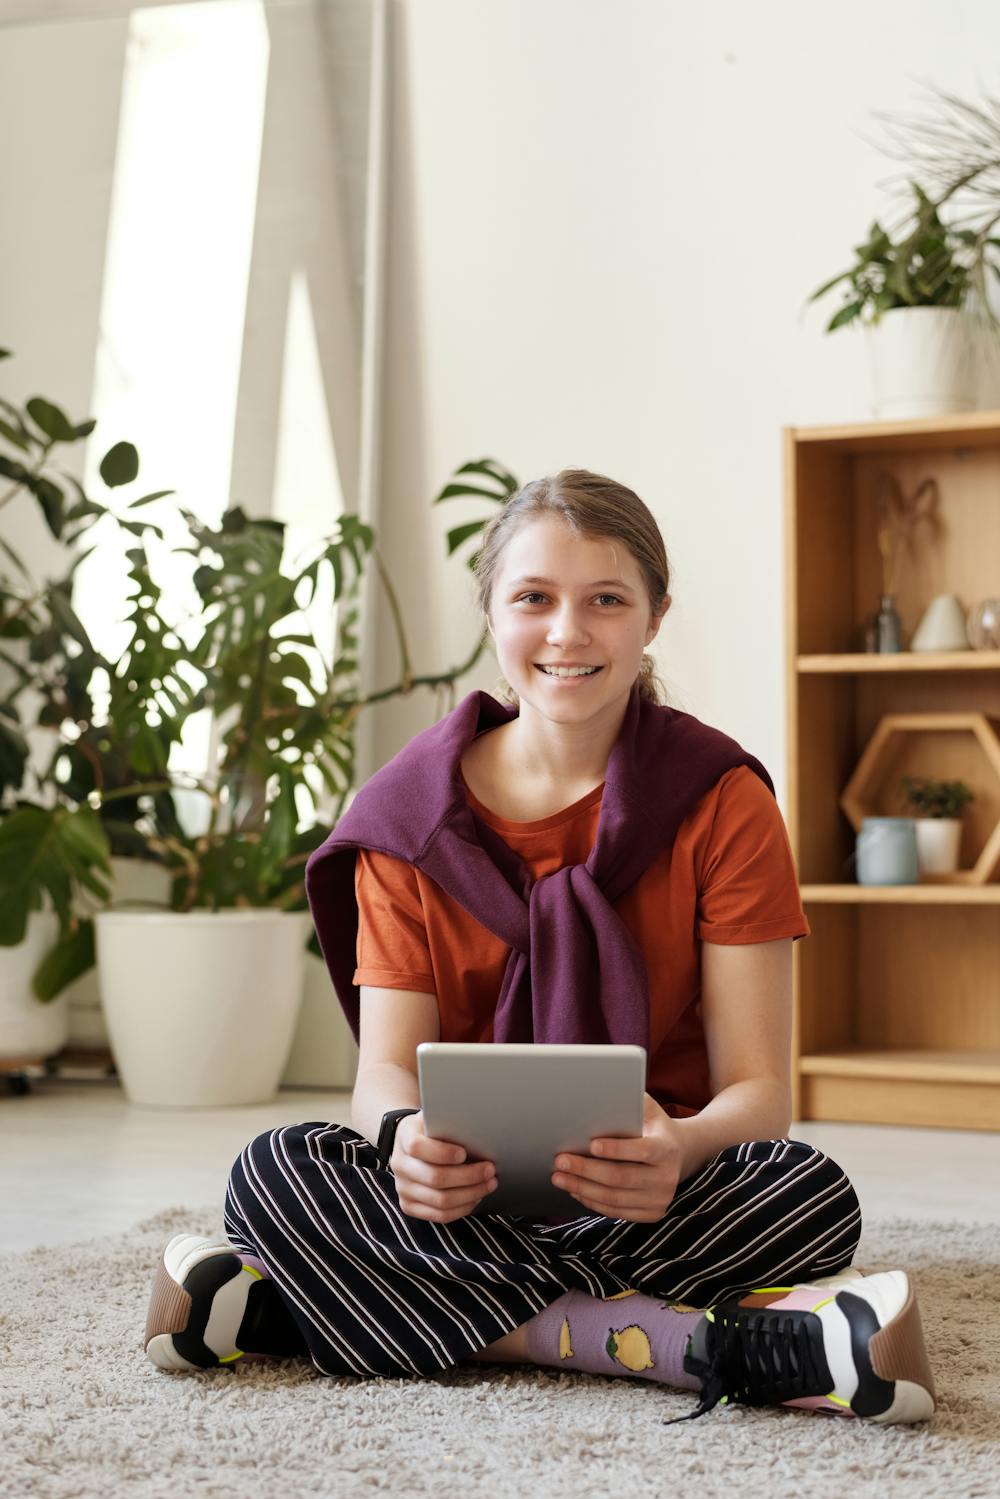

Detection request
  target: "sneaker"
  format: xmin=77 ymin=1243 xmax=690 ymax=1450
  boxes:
xmin=665 ymin=1268 xmax=936 ymax=1426
xmin=144 ymin=1233 xmax=276 ymax=1372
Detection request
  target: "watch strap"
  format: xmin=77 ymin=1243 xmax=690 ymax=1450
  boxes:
xmin=376 ymin=1107 xmax=420 ymax=1171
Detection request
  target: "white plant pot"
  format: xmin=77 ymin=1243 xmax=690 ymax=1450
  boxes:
xmin=914 ymin=818 xmax=963 ymax=875
xmin=0 ymin=911 xmax=68 ymax=1061
xmin=281 ymin=951 xmax=359 ymax=1091
xmin=863 ymin=307 xmax=976 ymax=420
xmin=95 ymin=909 xmax=312 ymax=1107
xmin=64 ymin=857 xmax=174 ymax=1050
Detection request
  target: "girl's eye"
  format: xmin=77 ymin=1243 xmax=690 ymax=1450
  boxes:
xmin=515 ymin=593 xmax=624 ymax=606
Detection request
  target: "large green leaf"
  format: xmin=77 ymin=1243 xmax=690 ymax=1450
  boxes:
xmin=0 ymin=805 xmax=112 ymax=946
xmin=0 ymin=707 xmax=29 ymax=795
xmin=47 ymin=584 xmax=95 ymax=655
xmin=258 ymin=761 xmax=296 ymax=885
xmin=25 ymin=396 xmax=76 ymax=443
xmin=99 ymin=441 xmax=140 ymax=488
xmin=32 ymin=917 xmax=95 ymax=1002
xmin=444 ymin=519 xmax=488 ymax=556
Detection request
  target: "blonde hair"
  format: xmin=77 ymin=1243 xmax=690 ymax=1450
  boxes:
xmin=474 ymin=468 xmax=672 ymax=705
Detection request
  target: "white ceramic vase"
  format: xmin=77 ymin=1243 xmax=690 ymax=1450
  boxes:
xmin=863 ymin=307 xmax=976 ymax=420
xmin=910 ymin=594 xmax=971 ymax=653
xmin=64 ymin=856 xmax=175 ymax=1049
xmin=914 ymin=818 xmax=963 ymax=875
xmin=0 ymin=911 xmax=67 ymax=1061
xmin=95 ymin=909 xmax=312 ymax=1107
xmin=281 ymin=951 xmax=359 ymax=1090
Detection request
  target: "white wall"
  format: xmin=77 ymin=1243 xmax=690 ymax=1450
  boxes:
xmin=370 ymin=0 xmax=1000 ymax=808
xmin=4 ymin=0 xmax=998 ymax=816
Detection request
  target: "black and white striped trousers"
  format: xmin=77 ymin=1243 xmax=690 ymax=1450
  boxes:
xmin=223 ymin=1122 xmax=862 ymax=1379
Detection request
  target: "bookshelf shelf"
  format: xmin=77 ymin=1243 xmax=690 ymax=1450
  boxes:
xmin=785 ymin=412 xmax=1000 ymax=1131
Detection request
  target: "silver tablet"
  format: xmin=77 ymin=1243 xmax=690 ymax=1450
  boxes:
xmin=416 ymin=1042 xmax=646 ymax=1217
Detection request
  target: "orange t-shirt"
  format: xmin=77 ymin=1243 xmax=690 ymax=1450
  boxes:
xmin=352 ymin=762 xmax=810 ymax=1117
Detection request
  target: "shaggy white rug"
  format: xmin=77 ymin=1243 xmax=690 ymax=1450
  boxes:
xmin=2 ymin=1207 xmax=997 ymax=1499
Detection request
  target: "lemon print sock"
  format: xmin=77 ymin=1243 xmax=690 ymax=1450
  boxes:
xmin=523 ymin=1288 xmax=705 ymax=1389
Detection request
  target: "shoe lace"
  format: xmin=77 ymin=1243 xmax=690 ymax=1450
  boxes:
xmin=663 ymin=1306 xmax=827 ymax=1426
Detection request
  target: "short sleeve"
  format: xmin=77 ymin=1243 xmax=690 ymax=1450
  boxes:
xmin=695 ymin=766 xmax=811 ymax=944
xmin=353 ymin=849 xmax=436 ymax=993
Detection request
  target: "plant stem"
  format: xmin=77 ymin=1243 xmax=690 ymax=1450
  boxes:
xmin=373 ymin=548 xmax=413 ymax=689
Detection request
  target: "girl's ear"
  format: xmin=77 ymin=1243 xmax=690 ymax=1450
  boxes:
xmin=646 ymin=596 xmax=670 ymax=644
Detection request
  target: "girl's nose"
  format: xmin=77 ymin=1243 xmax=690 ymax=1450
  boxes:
xmin=547 ymin=609 xmax=591 ymax=645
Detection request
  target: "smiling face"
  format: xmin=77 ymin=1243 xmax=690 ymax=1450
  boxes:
xmin=486 ymin=514 xmax=666 ymax=725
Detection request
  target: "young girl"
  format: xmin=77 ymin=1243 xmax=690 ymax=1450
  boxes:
xmin=144 ymin=469 xmax=936 ymax=1426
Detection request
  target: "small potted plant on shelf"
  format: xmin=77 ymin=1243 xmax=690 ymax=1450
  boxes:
xmin=807 ymin=180 xmax=1000 ymax=420
xmin=900 ymin=774 xmax=974 ymax=875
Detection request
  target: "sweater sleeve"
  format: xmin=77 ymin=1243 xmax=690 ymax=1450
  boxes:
xmin=695 ymin=766 xmax=811 ymax=944
xmin=352 ymin=848 xmax=437 ymax=993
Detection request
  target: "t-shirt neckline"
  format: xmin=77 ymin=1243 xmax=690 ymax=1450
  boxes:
xmin=459 ymin=766 xmax=605 ymax=834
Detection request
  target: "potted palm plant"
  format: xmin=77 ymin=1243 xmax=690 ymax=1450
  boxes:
xmin=807 ymin=182 xmax=999 ymax=419
xmin=3 ymin=336 xmax=519 ymax=1104
xmin=93 ymin=465 xmax=520 ymax=1106
xmin=900 ymin=774 xmax=974 ymax=875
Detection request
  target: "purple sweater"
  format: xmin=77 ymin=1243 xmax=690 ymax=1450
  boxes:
xmin=305 ymin=683 xmax=774 ymax=1093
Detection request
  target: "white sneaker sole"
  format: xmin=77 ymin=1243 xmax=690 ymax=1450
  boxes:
xmin=145 ymin=1233 xmax=257 ymax=1372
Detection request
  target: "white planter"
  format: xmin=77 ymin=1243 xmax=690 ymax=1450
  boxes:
xmin=914 ymin=818 xmax=963 ymax=874
xmin=0 ymin=912 xmax=68 ymax=1061
xmin=65 ymin=856 xmax=174 ymax=1050
xmin=281 ymin=951 xmax=359 ymax=1090
xmin=95 ymin=909 xmax=312 ymax=1108
xmin=863 ymin=307 xmax=976 ymax=420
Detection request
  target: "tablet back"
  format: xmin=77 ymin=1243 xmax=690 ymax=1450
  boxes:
xmin=416 ymin=1042 xmax=646 ymax=1217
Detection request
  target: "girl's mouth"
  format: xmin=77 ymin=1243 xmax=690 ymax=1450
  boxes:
xmin=534 ymin=664 xmax=604 ymax=682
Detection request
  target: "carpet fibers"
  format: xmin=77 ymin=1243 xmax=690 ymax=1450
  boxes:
xmin=2 ymin=1207 xmax=997 ymax=1498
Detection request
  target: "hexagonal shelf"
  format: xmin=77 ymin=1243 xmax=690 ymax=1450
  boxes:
xmin=839 ymin=712 xmax=1000 ymax=884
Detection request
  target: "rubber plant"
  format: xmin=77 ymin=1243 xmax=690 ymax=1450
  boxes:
xmin=0 ymin=345 xmax=179 ymax=998
xmin=1 ymin=338 xmax=521 ymax=1003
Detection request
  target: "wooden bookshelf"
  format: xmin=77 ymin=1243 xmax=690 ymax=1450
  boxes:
xmin=785 ymin=411 xmax=1000 ymax=1131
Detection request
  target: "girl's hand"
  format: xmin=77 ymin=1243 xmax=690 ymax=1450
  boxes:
xmin=390 ymin=1111 xmax=499 ymax=1223
xmin=550 ymin=1093 xmax=682 ymax=1222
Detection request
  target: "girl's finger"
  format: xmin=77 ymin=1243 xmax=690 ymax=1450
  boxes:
xmin=589 ymin=1139 xmax=652 ymax=1163
xmin=401 ymin=1180 xmax=497 ymax=1213
xmin=554 ymin=1164 xmax=645 ymax=1191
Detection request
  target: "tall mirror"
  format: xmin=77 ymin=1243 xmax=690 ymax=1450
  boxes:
xmin=0 ymin=0 xmax=388 ymax=805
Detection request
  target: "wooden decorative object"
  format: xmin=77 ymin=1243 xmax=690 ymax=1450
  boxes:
xmin=838 ymin=711 xmax=1000 ymax=884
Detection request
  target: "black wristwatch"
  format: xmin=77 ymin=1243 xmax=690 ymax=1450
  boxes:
xmin=376 ymin=1107 xmax=420 ymax=1171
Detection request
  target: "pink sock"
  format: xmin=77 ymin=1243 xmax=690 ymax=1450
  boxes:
xmin=523 ymin=1288 xmax=705 ymax=1390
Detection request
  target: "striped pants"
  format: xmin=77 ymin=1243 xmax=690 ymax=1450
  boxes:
xmin=223 ymin=1122 xmax=862 ymax=1379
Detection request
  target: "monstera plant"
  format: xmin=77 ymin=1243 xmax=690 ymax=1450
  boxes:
xmin=1 ymin=339 xmax=520 ymax=1012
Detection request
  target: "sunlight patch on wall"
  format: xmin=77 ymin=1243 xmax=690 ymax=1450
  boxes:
xmin=272 ymin=267 xmax=346 ymax=825
xmin=74 ymin=0 xmax=270 ymax=828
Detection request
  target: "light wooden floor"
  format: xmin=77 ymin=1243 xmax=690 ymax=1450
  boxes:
xmin=3 ymin=1079 xmax=999 ymax=1254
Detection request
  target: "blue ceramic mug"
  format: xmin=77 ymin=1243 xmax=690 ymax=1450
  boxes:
xmin=856 ymin=817 xmax=919 ymax=885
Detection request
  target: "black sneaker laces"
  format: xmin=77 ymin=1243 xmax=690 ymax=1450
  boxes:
xmin=663 ymin=1305 xmax=831 ymax=1425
